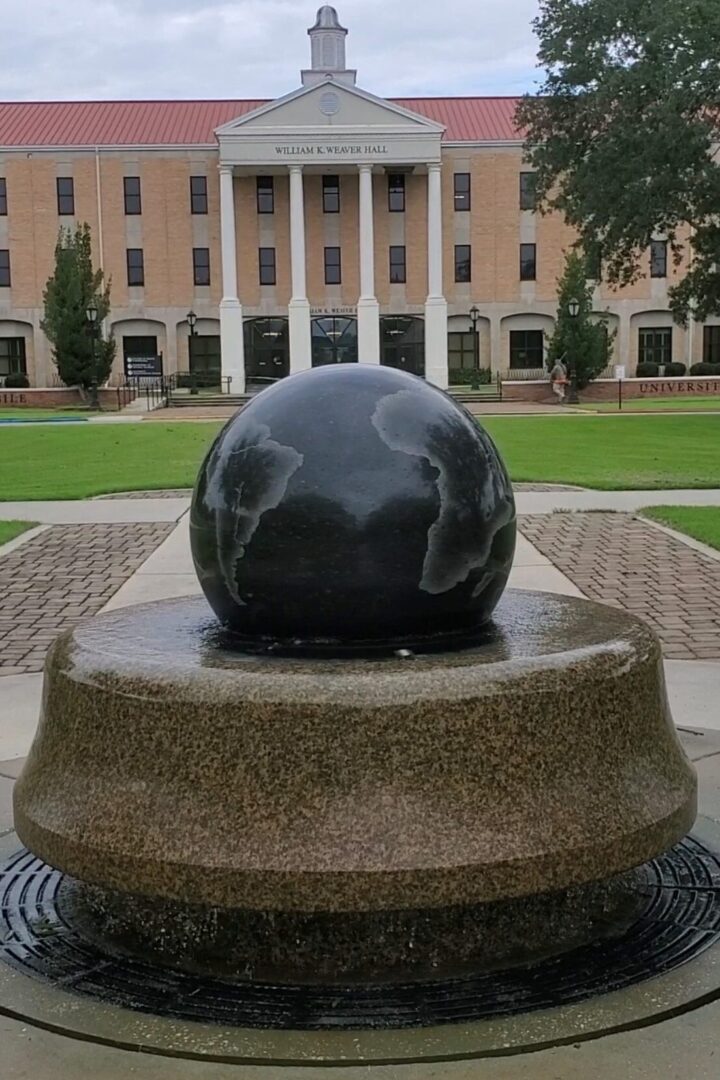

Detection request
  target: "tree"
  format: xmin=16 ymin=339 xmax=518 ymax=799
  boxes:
xmin=41 ymin=224 xmax=115 ymax=393
xmin=516 ymin=0 xmax=720 ymax=325
xmin=547 ymin=251 xmax=614 ymax=389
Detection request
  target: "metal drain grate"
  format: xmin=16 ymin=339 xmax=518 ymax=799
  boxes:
xmin=2 ymin=838 xmax=720 ymax=1032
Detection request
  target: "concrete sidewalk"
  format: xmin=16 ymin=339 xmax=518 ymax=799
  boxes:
xmin=0 ymin=498 xmax=189 ymax=524
xmin=2 ymin=487 xmax=720 ymax=527
xmin=515 ymin=488 xmax=720 ymax=514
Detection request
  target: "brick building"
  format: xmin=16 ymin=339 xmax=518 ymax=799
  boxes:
xmin=0 ymin=5 xmax=715 ymax=391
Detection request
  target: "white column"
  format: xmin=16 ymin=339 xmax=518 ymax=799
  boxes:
xmin=424 ymin=162 xmax=448 ymax=389
xmin=218 ymin=165 xmax=245 ymax=394
xmin=357 ymin=164 xmax=380 ymax=364
xmin=288 ymin=165 xmax=312 ymax=373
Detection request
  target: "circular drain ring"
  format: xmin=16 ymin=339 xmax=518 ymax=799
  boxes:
xmin=2 ymin=828 xmax=720 ymax=1066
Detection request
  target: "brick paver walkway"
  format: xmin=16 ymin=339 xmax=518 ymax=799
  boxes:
xmin=520 ymin=513 xmax=720 ymax=660
xmin=0 ymin=523 xmax=173 ymax=674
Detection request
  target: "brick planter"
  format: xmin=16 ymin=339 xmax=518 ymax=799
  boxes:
xmin=502 ymin=377 xmax=720 ymax=403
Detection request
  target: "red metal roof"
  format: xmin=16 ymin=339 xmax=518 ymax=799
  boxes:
xmin=0 ymin=97 xmax=522 ymax=148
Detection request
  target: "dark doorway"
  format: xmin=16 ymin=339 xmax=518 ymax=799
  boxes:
xmin=244 ymin=319 xmax=289 ymax=387
xmin=311 ymin=317 xmax=358 ymax=366
xmin=189 ymin=334 xmax=221 ymax=381
xmin=380 ymin=316 xmax=425 ymax=376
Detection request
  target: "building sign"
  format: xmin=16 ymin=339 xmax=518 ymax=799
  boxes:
xmin=640 ymin=379 xmax=720 ymax=394
xmin=274 ymin=144 xmax=389 ymax=158
xmin=124 ymin=355 xmax=164 ymax=379
xmin=0 ymin=392 xmax=26 ymax=405
xmin=310 ymin=306 xmax=357 ymax=317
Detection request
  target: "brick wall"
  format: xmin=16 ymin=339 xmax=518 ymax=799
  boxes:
xmin=503 ymin=377 xmax=720 ymax=403
xmin=0 ymin=387 xmax=126 ymax=409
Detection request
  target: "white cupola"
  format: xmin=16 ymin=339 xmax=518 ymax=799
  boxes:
xmin=302 ymin=6 xmax=357 ymax=87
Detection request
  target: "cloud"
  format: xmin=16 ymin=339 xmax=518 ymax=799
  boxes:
xmin=0 ymin=1 xmax=540 ymax=101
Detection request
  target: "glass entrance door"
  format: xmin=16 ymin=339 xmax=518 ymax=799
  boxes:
xmin=311 ymin=317 xmax=358 ymax=366
xmin=189 ymin=335 xmax=221 ymax=380
xmin=380 ymin=316 xmax=425 ymax=376
xmin=244 ymin=319 xmax=289 ymax=387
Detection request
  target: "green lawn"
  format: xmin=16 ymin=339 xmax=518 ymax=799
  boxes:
xmin=0 ymin=414 xmax=719 ymax=499
xmin=482 ymin=414 xmax=720 ymax=490
xmin=578 ymin=396 xmax=720 ymax=413
xmin=0 ymin=423 xmax=221 ymax=500
xmin=640 ymin=506 xmax=720 ymax=550
xmin=0 ymin=408 xmax=93 ymax=420
xmin=0 ymin=520 xmax=37 ymax=545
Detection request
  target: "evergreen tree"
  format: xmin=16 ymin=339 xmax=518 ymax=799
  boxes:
xmin=41 ymin=225 xmax=115 ymax=393
xmin=517 ymin=0 xmax=720 ymax=325
xmin=547 ymin=251 xmax=614 ymax=389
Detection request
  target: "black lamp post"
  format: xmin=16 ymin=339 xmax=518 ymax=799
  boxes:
xmin=566 ymin=297 xmax=580 ymax=405
xmin=469 ymin=304 xmax=480 ymax=374
xmin=85 ymin=301 xmax=100 ymax=410
xmin=187 ymin=310 xmax=198 ymax=394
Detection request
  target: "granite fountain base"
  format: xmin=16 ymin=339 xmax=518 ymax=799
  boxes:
xmin=13 ymin=588 xmax=696 ymax=982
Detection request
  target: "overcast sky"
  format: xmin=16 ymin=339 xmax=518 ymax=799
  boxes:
xmin=0 ymin=1 xmax=541 ymax=101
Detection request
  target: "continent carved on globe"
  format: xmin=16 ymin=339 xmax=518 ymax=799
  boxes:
xmin=190 ymin=365 xmax=517 ymax=646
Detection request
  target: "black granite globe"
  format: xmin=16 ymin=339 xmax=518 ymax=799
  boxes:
xmin=190 ymin=365 xmax=516 ymax=647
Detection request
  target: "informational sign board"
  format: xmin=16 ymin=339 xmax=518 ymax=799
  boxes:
xmin=614 ymin=365 xmax=626 ymax=381
xmin=124 ymin=355 xmax=163 ymax=380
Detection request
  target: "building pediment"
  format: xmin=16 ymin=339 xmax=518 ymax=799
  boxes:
xmin=216 ymin=81 xmax=444 ymax=168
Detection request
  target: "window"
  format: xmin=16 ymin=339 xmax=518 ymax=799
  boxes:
xmin=586 ymin=240 xmax=603 ymax=281
xmin=0 ymin=178 xmax=6 ymax=216
xmin=323 ymin=175 xmax=340 ymax=214
xmin=0 ymin=337 xmax=26 ymax=377
xmin=389 ymin=245 xmax=406 ymax=283
xmin=650 ymin=240 xmax=668 ymax=278
xmin=519 ymin=172 xmax=537 ymax=211
xmin=520 ymin=243 xmax=537 ymax=281
xmin=454 ymin=173 xmax=471 ymax=212
xmin=257 ymin=176 xmax=274 ymax=214
xmin=639 ymin=327 xmax=672 ymax=366
xmin=448 ymin=331 xmax=478 ymax=370
xmin=388 ymin=174 xmax=406 ymax=213
xmin=123 ymin=176 xmax=142 ymax=215
xmin=454 ymin=244 xmax=471 ymax=283
xmin=57 ymin=177 xmax=74 ymax=216
xmin=510 ymin=329 xmax=544 ymax=369
xmin=193 ymin=247 xmax=211 ymax=286
xmin=126 ymin=248 xmax=144 ymax=287
xmin=324 ymin=246 xmax=342 ymax=285
xmin=122 ymin=336 xmax=157 ymax=361
xmin=704 ymin=326 xmax=720 ymax=365
xmin=0 ymin=250 xmax=10 ymax=288
xmin=190 ymin=176 xmax=208 ymax=215
xmin=259 ymin=247 xmax=277 ymax=286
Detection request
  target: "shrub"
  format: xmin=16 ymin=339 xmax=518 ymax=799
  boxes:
xmin=664 ymin=362 xmax=687 ymax=376
xmin=689 ymin=362 xmax=720 ymax=376
xmin=3 ymin=373 xmax=30 ymax=389
xmin=448 ymin=367 xmax=492 ymax=387
xmin=177 ymin=371 xmax=221 ymax=390
xmin=636 ymin=361 xmax=659 ymax=378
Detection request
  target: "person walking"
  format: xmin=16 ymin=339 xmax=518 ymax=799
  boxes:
xmin=550 ymin=358 xmax=568 ymax=404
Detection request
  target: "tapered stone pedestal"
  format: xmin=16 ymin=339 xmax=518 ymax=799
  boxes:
xmin=14 ymin=590 xmax=696 ymax=918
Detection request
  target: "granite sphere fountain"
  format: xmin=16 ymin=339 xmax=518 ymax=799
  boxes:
xmin=12 ymin=364 xmax=697 ymax=998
